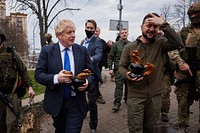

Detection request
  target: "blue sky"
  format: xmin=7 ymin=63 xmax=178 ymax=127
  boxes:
xmin=8 ymin=0 xmax=177 ymax=51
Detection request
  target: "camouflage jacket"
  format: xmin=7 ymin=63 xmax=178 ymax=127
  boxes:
xmin=168 ymin=26 xmax=200 ymax=68
xmin=0 ymin=44 xmax=32 ymax=94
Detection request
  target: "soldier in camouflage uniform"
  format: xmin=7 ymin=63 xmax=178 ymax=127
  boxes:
xmin=168 ymin=1 xmax=200 ymax=132
xmin=108 ymin=28 xmax=130 ymax=111
xmin=0 ymin=29 xmax=35 ymax=133
xmin=157 ymin=30 xmax=175 ymax=122
xmin=44 ymin=33 xmax=54 ymax=45
xmin=161 ymin=53 xmax=175 ymax=122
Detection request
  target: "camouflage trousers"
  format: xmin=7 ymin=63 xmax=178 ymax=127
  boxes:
xmin=0 ymin=93 xmax=21 ymax=133
xmin=161 ymin=73 xmax=172 ymax=114
xmin=174 ymin=70 xmax=200 ymax=127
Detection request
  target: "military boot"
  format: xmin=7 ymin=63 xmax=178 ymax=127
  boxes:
xmin=112 ymin=104 xmax=120 ymax=112
xmin=97 ymin=96 xmax=106 ymax=104
xmin=177 ymin=126 xmax=188 ymax=133
xmin=161 ymin=113 xmax=169 ymax=122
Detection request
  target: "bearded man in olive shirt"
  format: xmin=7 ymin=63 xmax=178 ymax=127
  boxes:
xmin=118 ymin=13 xmax=182 ymax=133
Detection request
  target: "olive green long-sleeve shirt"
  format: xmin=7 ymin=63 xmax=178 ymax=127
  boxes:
xmin=118 ymin=22 xmax=182 ymax=97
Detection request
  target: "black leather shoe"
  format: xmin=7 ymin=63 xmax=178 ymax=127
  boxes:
xmin=161 ymin=114 xmax=169 ymax=122
xmin=123 ymin=97 xmax=127 ymax=103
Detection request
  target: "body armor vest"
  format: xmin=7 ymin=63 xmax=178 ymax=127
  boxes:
xmin=179 ymin=28 xmax=200 ymax=69
xmin=0 ymin=49 xmax=17 ymax=94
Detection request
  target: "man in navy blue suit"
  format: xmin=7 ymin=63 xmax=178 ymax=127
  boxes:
xmin=35 ymin=19 xmax=94 ymax=133
xmin=81 ymin=19 xmax=102 ymax=133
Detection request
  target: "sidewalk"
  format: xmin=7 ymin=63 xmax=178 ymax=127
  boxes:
xmin=23 ymin=69 xmax=199 ymax=133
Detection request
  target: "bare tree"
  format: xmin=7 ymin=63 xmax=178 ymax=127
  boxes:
xmin=172 ymin=0 xmax=200 ymax=29
xmin=8 ymin=0 xmax=87 ymax=47
xmin=160 ymin=3 xmax=172 ymax=22
xmin=160 ymin=0 xmax=200 ymax=31
xmin=0 ymin=19 xmax=29 ymax=56
xmin=160 ymin=3 xmax=181 ymax=31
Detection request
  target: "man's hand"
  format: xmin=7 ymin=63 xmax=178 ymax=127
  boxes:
xmin=146 ymin=13 xmax=165 ymax=26
xmin=179 ymin=63 xmax=193 ymax=76
xmin=78 ymin=79 xmax=88 ymax=91
xmin=126 ymin=71 xmax=143 ymax=82
xmin=28 ymin=87 xmax=35 ymax=98
xmin=58 ymin=70 xmax=73 ymax=83
xmin=109 ymin=69 xmax=114 ymax=76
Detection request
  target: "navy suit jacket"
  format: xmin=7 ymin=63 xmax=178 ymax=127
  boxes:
xmin=35 ymin=43 xmax=94 ymax=117
xmin=81 ymin=36 xmax=103 ymax=82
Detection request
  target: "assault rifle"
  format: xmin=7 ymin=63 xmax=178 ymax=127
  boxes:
xmin=0 ymin=91 xmax=20 ymax=119
xmin=186 ymin=47 xmax=200 ymax=107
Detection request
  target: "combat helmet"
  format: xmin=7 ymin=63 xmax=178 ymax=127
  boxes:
xmin=187 ymin=1 xmax=200 ymax=27
xmin=0 ymin=27 xmax=6 ymax=42
xmin=44 ymin=33 xmax=52 ymax=39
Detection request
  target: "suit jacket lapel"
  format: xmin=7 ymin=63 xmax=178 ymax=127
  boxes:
xmin=72 ymin=44 xmax=79 ymax=75
xmin=52 ymin=43 xmax=63 ymax=71
xmin=88 ymin=36 xmax=95 ymax=50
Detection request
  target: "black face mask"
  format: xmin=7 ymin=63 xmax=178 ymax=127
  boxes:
xmin=85 ymin=30 xmax=94 ymax=38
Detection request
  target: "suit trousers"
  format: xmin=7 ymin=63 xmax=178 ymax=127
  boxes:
xmin=87 ymin=79 xmax=98 ymax=130
xmin=52 ymin=97 xmax=84 ymax=133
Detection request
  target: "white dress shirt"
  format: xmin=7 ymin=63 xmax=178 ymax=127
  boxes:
xmin=54 ymin=43 xmax=76 ymax=96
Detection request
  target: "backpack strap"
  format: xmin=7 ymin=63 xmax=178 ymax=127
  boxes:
xmin=7 ymin=46 xmax=18 ymax=99
xmin=10 ymin=71 xmax=18 ymax=99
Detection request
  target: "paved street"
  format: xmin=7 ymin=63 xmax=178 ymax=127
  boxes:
xmin=25 ymin=69 xmax=199 ymax=133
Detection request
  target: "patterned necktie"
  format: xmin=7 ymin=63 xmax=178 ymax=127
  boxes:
xmin=64 ymin=48 xmax=71 ymax=99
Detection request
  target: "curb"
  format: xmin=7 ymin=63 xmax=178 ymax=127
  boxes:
xmin=22 ymin=93 xmax=44 ymax=106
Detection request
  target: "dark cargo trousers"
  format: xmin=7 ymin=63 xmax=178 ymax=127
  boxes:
xmin=113 ymin=70 xmax=127 ymax=107
xmin=127 ymin=95 xmax=161 ymax=133
xmin=0 ymin=93 xmax=21 ymax=133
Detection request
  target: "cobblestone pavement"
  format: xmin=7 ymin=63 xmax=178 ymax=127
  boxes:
xmin=28 ymin=69 xmax=199 ymax=133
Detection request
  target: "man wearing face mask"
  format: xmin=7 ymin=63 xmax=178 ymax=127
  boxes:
xmin=81 ymin=19 xmax=103 ymax=133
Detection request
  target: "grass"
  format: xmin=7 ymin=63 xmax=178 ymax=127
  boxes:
xmin=23 ymin=69 xmax=45 ymax=99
